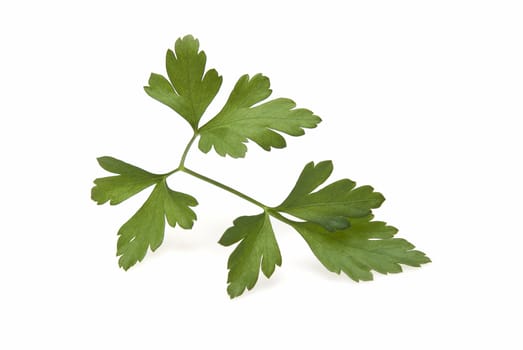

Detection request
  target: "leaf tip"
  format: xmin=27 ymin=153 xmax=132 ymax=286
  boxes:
xmin=226 ymin=284 xmax=244 ymax=299
xmin=118 ymin=259 xmax=132 ymax=271
xmin=419 ymin=253 xmax=432 ymax=264
xmin=90 ymin=184 xmax=106 ymax=205
xmin=95 ymin=156 xmax=108 ymax=166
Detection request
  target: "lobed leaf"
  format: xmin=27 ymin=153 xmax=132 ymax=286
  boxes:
xmin=219 ymin=213 xmax=282 ymax=298
xmin=91 ymin=157 xmax=163 ymax=205
xmin=198 ymin=74 xmax=321 ymax=158
xmin=144 ymin=35 xmax=222 ymax=129
xmin=276 ymin=161 xmax=385 ymax=231
xmin=292 ymin=216 xmax=431 ymax=281
xmin=117 ymin=180 xmax=198 ymax=270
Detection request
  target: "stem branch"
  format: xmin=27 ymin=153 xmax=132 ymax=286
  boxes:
xmin=182 ymin=167 xmax=268 ymax=210
xmin=179 ymin=132 xmax=198 ymax=168
xmin=168 ymin=133 xmax=299 ymax=227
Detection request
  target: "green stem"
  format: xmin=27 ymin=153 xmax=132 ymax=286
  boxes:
xmin=170 ymin=133 xmax=299 ymax=227
xmin=179 ymin=132 xmax=198 ymax=168
xmin=182 ymin=167 xmax=269 ymax=210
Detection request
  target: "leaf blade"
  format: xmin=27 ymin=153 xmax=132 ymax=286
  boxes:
xmin=117 ymin=183 xmax=166 ymax=270
xmin=144 ymin=35 xmax=222 ymax=128
xmin=198 ymin=74 xmax=321 ymax=158
xmin=277 ymin=161 xmax=385 ymax=231
xmin=163 ymin=181 xmax=198 ymax=229
xmin=115 ymin=180 xmax=198 ymax=270
xmin=144 ymin=73 xmax=188 ymax=117
xmin=292 ymin=216 xmax=430 ymax=281
xmin=219 ymin=213 xmax=282 ymax=298
xmin=91 ymin=157 xmax=162 ymax=205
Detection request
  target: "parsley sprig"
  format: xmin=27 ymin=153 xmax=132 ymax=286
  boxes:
xmin=92 ymin=35 xmax=430 ymax=298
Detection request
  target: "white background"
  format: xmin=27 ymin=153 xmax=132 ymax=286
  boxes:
xmin=1 ymin=1 xmax=522 ymax=349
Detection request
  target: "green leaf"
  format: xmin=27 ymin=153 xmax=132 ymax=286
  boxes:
xmin=219 ymin=213 xmax=282 ymax=298
xmin=117 ymin=180 xmax=198 ymax=270
xmin=91 ymin=157 xmax=163 ymax=205
xmin=164 ymin=188 xmax=198 ymax=229
xmin=144 ymin=35 xmax=222 ymax=129
xmin=198 ymin=74 xmax=321 ymax=158
xmin=276 ymin=161 xmax=385 ymax=231
xmin=292 ymin=216 xmax=430 ymax=281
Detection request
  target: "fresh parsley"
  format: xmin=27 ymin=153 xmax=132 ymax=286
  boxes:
xmin=92 ymin=35 xmax=430 ymax=298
